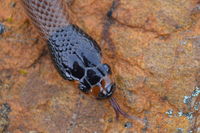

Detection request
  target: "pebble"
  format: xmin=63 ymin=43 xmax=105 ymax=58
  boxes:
xmin=0 ymin=23 xmax=5 ymax=35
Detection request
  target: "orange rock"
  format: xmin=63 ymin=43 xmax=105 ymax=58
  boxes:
xmin=0 ymin=0 xmax=199 ymax=132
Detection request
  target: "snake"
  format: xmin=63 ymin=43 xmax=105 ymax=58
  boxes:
xmin=21 ymin=0 xmax=144 ymax=122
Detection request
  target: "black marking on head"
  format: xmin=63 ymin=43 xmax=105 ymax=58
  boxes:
xmin=86 ymin=69 xmax=101 ymax=85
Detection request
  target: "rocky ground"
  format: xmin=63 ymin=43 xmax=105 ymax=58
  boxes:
xmin=0 ymin=0 xmax=200 ymax=133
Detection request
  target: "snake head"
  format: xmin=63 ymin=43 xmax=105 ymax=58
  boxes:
xmin=78 ymin=63 xmax=115 ymax=99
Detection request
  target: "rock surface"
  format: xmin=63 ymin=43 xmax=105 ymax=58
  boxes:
xmin=0 ymin=0 xmax=200 ymax=132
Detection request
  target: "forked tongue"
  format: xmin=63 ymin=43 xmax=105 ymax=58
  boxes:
xmin=109 ymin=97 xmax=146 ymax=125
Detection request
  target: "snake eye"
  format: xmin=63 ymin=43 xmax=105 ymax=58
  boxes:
xmin=103 ymin=64 xmax=111 ymax=74
xmin=78 ymin=82 xmax=91 ymax=93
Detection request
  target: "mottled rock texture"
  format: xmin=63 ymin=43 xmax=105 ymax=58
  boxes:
xmin=0 ymin=0 xmax=200 ymax=132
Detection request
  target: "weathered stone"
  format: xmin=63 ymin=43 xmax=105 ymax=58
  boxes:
xmin=0 ymin=0 xmax=199 ymax=132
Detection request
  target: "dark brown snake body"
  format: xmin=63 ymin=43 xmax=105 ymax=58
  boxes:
xmin=21 ymin=0 xmax=144 ymax=122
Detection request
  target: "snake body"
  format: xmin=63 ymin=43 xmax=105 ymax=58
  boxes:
xmin=22 ymin=0 xmax=114 ymax=97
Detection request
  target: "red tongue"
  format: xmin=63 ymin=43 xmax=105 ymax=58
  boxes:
xmin=109 ymin=97 xmax=146 ymax=124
